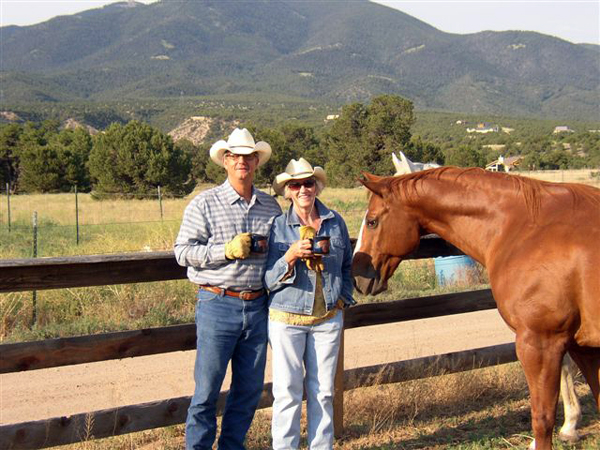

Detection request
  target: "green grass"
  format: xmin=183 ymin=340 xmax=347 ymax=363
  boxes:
xmin=0 ymin=186 xmax=490 ymax=342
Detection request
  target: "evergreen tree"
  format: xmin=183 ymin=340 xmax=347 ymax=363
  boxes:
xmin=15 ymin=120 xmax=84 ymax=193
xmin=280 ymin=123 xmax=323 ymax=168
xmin=322 ymin=95 xmax=415 ymax=187
xmin=406 ymin=137 xmax=445 ymax=167
xmin=444 ymin=145 xmax=486 ymax=168
xmin=0 ymin=123 xmax=23 ymax=190
xmin=88 ymin=121 xmax=193 ymax=196
xmin=176 ymin=139 xmax=208 ymax=183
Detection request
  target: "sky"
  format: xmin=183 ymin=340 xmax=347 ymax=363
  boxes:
xmin=0 ymin=0 xmax=598 ymax=45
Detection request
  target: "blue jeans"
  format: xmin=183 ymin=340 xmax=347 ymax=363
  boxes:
xmin=268 ymin=312 xmax=343 ymax=450
xmin=185 ymin=290 xmax=268 ymax=450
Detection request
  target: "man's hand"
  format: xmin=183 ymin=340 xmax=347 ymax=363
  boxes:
xmin=225 ymin=232 xmax=252 ymax=260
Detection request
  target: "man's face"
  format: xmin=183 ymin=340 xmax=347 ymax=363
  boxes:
xmin=223 ymin=151 xmax=259 ymax=182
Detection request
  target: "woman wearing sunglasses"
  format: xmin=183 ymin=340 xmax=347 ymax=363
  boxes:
xmin=264 ymin=158 xmax=355 ymax=449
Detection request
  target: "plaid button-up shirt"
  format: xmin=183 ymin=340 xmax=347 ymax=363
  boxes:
xmin=174 ymin=179 xmax=282 ymax=290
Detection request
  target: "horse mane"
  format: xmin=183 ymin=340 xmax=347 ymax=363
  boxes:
xmin=388 ymin=167 xmax=599 ymax=220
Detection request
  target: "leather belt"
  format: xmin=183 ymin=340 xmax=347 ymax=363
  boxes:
xmin=199 ymin=285 xmax=265 ymax=301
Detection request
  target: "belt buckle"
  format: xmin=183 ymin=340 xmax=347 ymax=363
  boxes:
xmin=238 ymin=290 xmax=253 ymax=301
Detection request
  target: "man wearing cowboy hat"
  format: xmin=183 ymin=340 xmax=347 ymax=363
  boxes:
xmin=175 ymin=128 xmax=281 ymax=450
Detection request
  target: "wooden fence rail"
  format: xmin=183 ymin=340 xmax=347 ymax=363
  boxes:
xmin=0 ymin=236 xmax=462 ymax=293
xmin=0 ymin=237 xmax=513 ymax=449
xmin=0 ymin=289 xmax=495 ymax=374
xmin=1 ymin=344 xmax=517 ymax=449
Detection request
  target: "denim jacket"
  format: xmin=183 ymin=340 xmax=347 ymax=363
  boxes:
xmin=265 ymin=199 xmax=356 ymax=315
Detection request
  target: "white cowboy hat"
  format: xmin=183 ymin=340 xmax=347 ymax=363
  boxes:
xmin=273 ymin=158 xmax=326 ymax=196
xmin=209 ymin=128 xmax=272 ymax=168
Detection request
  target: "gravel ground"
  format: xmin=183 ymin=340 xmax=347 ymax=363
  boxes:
xmin=1 ymin=309 xmax=514 ymax=425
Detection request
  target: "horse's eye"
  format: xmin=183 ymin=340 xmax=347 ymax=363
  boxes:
xmin=366 ymin=219 xmax=378 ymax=229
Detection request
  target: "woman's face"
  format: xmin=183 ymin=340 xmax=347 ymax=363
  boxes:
xmin=287 ymin=177 xmax=317 ymax=209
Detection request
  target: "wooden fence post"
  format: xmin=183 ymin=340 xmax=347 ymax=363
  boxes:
xmin=333 ymin=310 xmax=345 ymax=438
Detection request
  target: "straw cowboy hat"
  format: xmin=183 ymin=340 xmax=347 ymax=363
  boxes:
xmin=273 ymin=158 xmax=326 ymax=196
xmin=209 ymin=128 xmax=272 ymax=167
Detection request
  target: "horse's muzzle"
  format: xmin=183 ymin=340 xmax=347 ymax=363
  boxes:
xmin=353 ymin=275 xmax=388 ymax=295
xmin=352 ymin=252 xmax=388 ymax=295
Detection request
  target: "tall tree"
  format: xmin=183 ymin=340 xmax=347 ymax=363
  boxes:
xmin=15 ymin=120 xmax=81 ymax=193
xmin=444 ymin=145 xmax=486 ymax=168
xmin=88 ymin=121 xmax=193 ymax=196
xmin=54 ymin=127 xmax=93 ymax=190
xmin=406 ymin=137 xmax=444 ymax=167
xmin=0 ymin=123 xmax=23 ymax=190
xmin=322 ymin=95 xmax=415 ymax=187
xmin=280 ymin=123 xmax=323 ymax=168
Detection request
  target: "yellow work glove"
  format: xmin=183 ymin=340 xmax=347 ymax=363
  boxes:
xmin=299 ymin=226 xmax=324 ymax=272
xmin=306 ymin=255 xmax=324 ymax=272
xmin=225 ymin=232 xmax=251 ymax=260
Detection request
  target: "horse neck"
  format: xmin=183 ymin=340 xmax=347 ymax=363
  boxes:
xmin=400 ymin=170 xmax=506 ymax=265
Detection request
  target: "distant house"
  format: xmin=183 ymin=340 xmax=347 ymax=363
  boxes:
xmin=553 ymin=126 xmax=574 ymax=134
xmin=485 ymin=155 xmax=523 ymax=173
xmin=467 ymin=122 xmax=499 ymax=133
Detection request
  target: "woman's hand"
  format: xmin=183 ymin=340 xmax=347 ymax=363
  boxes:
xmin=284 ymin=239 xmax=313 ymax=267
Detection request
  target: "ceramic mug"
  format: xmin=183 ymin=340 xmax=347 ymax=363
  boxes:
xmin=250 ymin=234 xmax=268 ymax=254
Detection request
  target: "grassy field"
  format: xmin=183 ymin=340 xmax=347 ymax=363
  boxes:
xmin=1 ymin=169 xmax=597 ymax=259
xmin=522 ymin=169 xmax=600 ymax=186
xmin=2 ymin=169 xmax=598 ymax=341
xmin=0 ymin=184 xmax=381 ymax=342
xmin=2 ymin=171 xmax=599 ymax=448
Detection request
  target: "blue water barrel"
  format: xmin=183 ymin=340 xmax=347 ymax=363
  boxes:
xmin=434 ymin=255 xmax=476 ymax=286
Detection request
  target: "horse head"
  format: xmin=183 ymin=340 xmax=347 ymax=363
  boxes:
xmin=352 ymin=172 xmax=422 ymax=295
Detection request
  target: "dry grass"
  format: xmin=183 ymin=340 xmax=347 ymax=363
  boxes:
xmin=2 ymin=170 xmax=597 ymax=258
xmin=53 ymin=363 xmax=599 ymax=449
xmin=518 ymin=169 xmax=600 ymax=187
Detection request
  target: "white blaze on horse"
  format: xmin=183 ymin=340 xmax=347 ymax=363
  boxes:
xmin=352 ymin=165 xmax=599 ymax=450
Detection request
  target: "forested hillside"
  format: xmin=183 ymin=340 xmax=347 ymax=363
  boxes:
xmin=1 ymin=0 xmax=598 ymax=120
xmin=2 ymin=95 xmax=598 ymax=195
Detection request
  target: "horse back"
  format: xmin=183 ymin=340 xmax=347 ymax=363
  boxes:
xmin=488 ymin=183 xmax=600 ymax=348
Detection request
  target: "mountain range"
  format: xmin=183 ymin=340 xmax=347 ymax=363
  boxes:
xmin=1 ymin=0 xmax=598 ymax=120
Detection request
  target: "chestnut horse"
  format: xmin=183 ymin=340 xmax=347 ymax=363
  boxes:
xmin=352 ymin=167 xmax=599 ymax=449
xmin=392 ymin=153 xmax=583 ymax=446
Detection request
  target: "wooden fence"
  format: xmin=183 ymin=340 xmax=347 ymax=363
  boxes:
xmin=0 ymin=237 xmax=517 ymax=449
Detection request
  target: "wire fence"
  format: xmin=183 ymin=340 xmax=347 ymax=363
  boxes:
xmin=0 ymin=184 xmax=369 ymax=258
xmin=0 ymin=185 xmax=194 ymax=258
xmin=2 ymin=169 xmax=596 ymax=258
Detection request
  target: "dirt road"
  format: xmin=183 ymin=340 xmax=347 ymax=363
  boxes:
xmin=1 ymin=309 xmax=514 ymax=425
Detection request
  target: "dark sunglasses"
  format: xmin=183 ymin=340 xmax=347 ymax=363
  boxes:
xmin=288 ymin=179 xmax=316 ymax=190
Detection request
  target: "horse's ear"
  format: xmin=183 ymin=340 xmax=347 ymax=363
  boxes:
xmin=359 ymin=172 xmax=391 ymax=198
